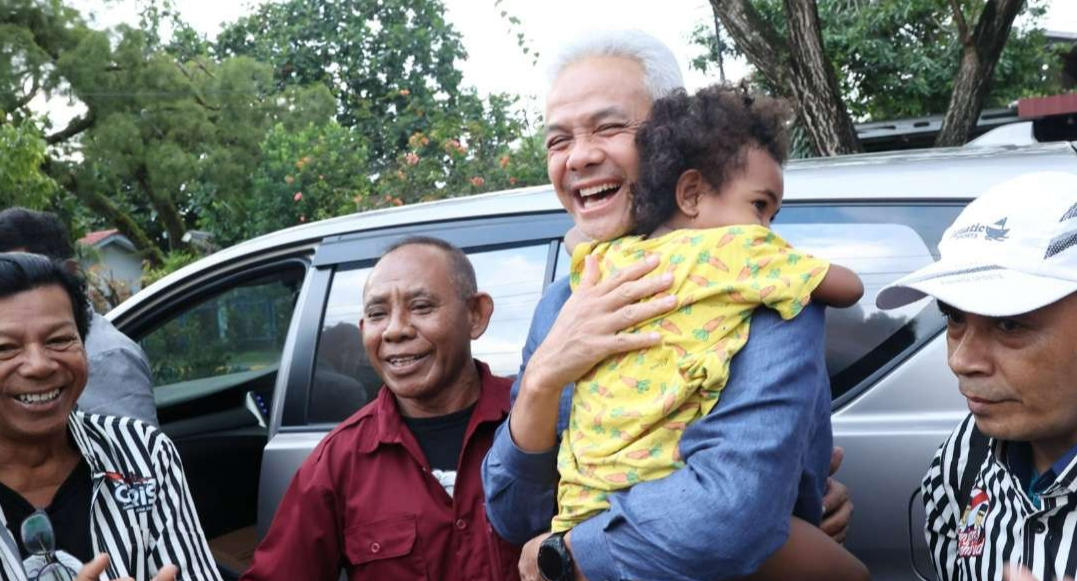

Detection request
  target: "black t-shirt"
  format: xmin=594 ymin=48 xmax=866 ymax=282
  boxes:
xmin=0 ymin=457 xmax=93 ymax=564
xmin=401 ymin=403 xmax=475 ymax=472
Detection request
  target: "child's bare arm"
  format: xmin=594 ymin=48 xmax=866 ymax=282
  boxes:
xmin=741 ymin=517 xmax=869 ymax=581
xmin=813 ymin=264 xmax=864 ymax=308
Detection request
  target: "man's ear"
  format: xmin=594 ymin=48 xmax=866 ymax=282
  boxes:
xmin=674 ymin=169 xmax=705 ymax=219
xmin=467 ymin=292 xmax=495 ymax=340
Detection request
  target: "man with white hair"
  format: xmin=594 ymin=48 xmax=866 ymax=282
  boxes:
xmin=482 ymin=30 xmax=850 ymax=581
xmin=876 ymin=172 xmax=1077 ymax=581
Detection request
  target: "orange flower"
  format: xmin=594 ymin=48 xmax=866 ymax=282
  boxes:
xmin=399 ymin=88 xmax=410 ymax=96
xmin=293 ymin=192 xmax=303 ymax=202
xmin=405 ymin=152 xmax=420 ymax=166
xmin=470 ymin=176 xmax=485 ymax=187
xmin=499 ymin=155 xmax=510 ymax=168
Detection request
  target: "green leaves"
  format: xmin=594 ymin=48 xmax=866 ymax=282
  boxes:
xmin=0 ymin=120 xmax=58 ymax=209
xmin=693 ymin=0 xmax=1060 ymax=122
xmin=0 ymin=0 xmax=549 ymax=269
xmin=232 ymin=121 xmax=372 ymax=241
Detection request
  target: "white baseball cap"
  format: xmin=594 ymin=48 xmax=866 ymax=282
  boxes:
xmin=876 ymin=172 xmax=1077 ymax=317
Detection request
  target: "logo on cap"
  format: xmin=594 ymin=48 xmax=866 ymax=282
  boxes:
xmin=951 ymin=218 xmax=1009 ymax=242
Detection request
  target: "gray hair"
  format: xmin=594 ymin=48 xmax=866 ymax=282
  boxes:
xmin=546 ymin=29 xmax=685 ymax=102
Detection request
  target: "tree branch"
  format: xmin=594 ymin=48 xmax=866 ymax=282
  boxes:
xmin=45 ymin=109 xmax=95 ymax=145
xmin=13 ymin=78 xmax=41 ymax=111
xmin=936 ymin=0 xmax=1025 ymax=146
xmin=135 ymin=164 xmax=189 ymax=251
xmin=782 ymin=0 xmax=863 ymax=155
xmin=709 ymin=0 xmax=791 ymax=93
xmin=172 ymin=61 xmax=220 ymax=111
xmin=46 ymin=161 xmax=167 ymax=266
xmin=712 ymin=9 xmax=727 ymax=83
xmin=949 ymin=0 xmax=971 ymax=46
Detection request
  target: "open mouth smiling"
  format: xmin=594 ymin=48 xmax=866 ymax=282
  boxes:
xmin=575 ymin=182 xmax=623 ymax=209
xmin=385 ymin=354 xmax=429 ymax=370
xmin=12 ymin=387 xmax=62 ymax=406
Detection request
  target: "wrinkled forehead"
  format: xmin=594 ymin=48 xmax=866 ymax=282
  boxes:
xmin=363 ymin=245 xmax=454 ymax=301
xmin=544 ymin=56 xmax=652 ymax=126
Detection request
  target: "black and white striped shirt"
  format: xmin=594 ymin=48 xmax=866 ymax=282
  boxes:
xmin=0 ymin=412 xmax=221 ymax=581
xmin=923 ymin=414 xmax=1077 ymax=581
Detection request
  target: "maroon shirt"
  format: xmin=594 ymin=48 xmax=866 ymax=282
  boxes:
xmin=243 ymin=361 xmax=521 ymax=581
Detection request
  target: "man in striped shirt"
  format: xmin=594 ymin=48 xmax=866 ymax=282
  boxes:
xmin=877 ymin=173 xmax=1077 ymax=581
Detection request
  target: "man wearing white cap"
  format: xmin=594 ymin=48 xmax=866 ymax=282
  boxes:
xmin=876 ymin=172 xmax=1077 ymax=581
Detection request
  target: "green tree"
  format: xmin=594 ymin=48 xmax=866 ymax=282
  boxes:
xmin=1 ymin=0 xmax=336 ymax=262
xmin=0 ymin=119 xmax=59 ymax=209
xmin=700 ymin=0 xmax=1059 ymax=154
xmin=216 ymin=0 xmax=473 ymax=161
xmin=377 ymin=93 xmax=548 ymax=206
xmin=2 ymin=0 xmax=547 ymax=267
xmin=217 ymin=0 xmax=547 ymax=203
xmin=230 ymin=120 xmax=372 ymax=241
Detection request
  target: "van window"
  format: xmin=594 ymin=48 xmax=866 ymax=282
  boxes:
xmin=773 ymin=203 xmax=964 ymax=403
xmin=306 ymin=243 xmax=549 ymax=424
xmin=140 ymin=269 xmax=304 ymax=413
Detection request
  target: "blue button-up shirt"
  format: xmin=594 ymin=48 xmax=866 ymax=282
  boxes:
xmin=481 ymin=277 xmax=833 ymax=581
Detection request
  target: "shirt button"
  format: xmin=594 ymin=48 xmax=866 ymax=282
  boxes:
xmin=1034 ymin=521 xmax=1047 ymax=534
xmin=455 ymin=519 xmax=467 ymax=530
xmin=370 ymin=542 xmax=381 ymax=553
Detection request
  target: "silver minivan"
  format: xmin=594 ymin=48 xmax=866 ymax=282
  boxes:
xmin=109 ymin=141 xmax=1077 ymax=580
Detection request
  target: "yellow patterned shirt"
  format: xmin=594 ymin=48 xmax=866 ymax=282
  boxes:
xmin=552 ymin=225 xmax=830 ymax=532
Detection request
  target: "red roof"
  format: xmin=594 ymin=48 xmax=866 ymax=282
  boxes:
xmin=1017 ymin=93 xmax=1077 ymax=119
xmin=79 ymin=229 xmax=119 ymax=246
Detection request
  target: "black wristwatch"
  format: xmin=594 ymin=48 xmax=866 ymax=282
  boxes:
xmin=537 ymin=531 xmax=575 ymax=581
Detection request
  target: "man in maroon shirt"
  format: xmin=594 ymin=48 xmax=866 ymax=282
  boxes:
xmin=242 ymin=236 xmax=520 ymax=581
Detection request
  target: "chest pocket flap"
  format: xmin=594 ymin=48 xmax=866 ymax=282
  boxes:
xmin=344 ymin=515 xmax=418 ymax=565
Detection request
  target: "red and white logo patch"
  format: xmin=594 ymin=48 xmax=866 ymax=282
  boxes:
xmin=106 ymin=471 xmax=158 ymax=514
xmin=958 ymin=488 xmax=990 ymax=558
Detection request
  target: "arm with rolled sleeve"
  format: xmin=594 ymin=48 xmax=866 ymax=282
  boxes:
xmin=482 ymin=278 xmax=571 ymax=544
xmin=571 ymin=305 xmax=831 ymax=581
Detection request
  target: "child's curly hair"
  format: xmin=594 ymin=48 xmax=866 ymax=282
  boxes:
xmin=632 ymin=83 xmax=792 ymax=235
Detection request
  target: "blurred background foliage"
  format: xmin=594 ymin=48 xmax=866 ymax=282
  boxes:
xmin=0 ymin=0 xmax=1068 ymax=281
xmin=0 ymin=0 xmax=547 ymax=281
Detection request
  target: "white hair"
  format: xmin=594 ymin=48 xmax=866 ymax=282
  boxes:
xmin=546 ymin=29 xmax=685 ymax=102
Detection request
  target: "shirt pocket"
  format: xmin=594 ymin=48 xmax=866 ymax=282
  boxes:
xmin=343 ymin=514 xmax=428 ymax=580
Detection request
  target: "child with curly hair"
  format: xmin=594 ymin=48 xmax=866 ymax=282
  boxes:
xmin=554 ymin=84 xmax=866 ymax=579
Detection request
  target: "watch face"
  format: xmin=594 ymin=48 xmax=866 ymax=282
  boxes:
xmin=537 ymin=541 xmax=566 ymax=581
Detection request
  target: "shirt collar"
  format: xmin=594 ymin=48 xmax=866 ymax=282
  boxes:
xmin=67 ymin=411 xmax=107 ymax=476
xmin=1005 ymin=439 xmax=1077 ymax=496
xmin=1049 ymin=442 xmax=1077 ymax=479
xmin=368 ymin=359 xmax=509 ymax=449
